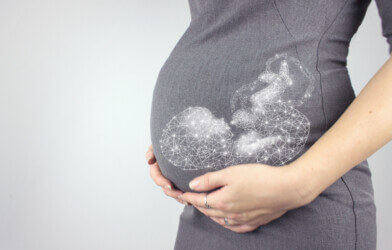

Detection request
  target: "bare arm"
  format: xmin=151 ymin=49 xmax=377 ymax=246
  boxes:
xmin=292 ymin=53 xmax=392 ymax=202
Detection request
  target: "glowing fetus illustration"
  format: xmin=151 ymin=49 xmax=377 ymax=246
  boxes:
xmin=160 ymin=53 xmax=315 ymax=170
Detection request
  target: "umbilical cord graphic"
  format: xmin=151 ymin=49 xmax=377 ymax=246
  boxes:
xmin=159 ymin=53 xmax=315 ymax=171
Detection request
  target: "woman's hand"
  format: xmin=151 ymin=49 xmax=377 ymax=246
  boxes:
xmin=145 ymin=144 xmax=190 ymax=206
xmin=177 ymin=163 xmax=315 ymax=233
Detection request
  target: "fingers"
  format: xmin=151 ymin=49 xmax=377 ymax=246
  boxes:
xmin=178 ymin=192 xmax=206 ymax=208
xmin=210 ymin=210 xmax=287 ymax=233
xmin=180 ymin=188 xmax=225 ymax=211
xmin=149 ymin=163 xmax=188 ymax=204
xmin=149 ymin=145 xmax=173 ymax=189
xmin=194 ymin=206 xmax=255 ymax=224
xmin=175 ymin=198 xmax=190 ymax=206
xmin=162 ymin=185 xmax=183 ymax=198
xmin=194 ymin=206 xmax=227 ymax=218
xmin=162 ymin=187 xmax=189 ymax=205
xmin=189 ymin=170 xmax=228 ymax=192
xmin=146 ymin=145 xmax=188 ymax=205
xmin=209 ymin=217 xmax=258 ymax=233
xmin=146 ymin=144 xmax=156 ymax=165
xmin=209 ymin=216 xmax=242 ymax=226
xmin=149 ymin=162 xmax=172 ymax=189
xmin=195 ymin=205 xmax=240 ymax=223
xmin=194 ymin=205 xmax=246 ymax=226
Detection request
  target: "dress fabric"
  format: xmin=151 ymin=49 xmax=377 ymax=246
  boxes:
xmin=150 ymin=0 xmax=392 ymax=249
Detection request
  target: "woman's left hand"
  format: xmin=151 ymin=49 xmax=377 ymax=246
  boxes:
xmin=178 ymin=163 xmax=316 ymax=233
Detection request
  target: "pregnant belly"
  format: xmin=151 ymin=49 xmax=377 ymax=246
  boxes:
xmin=150 ymin=53 xmax=316 ymax=192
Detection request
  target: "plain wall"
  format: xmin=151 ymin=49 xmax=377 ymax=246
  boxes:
xmin=0 ymin=0 xmax=390 ymax=249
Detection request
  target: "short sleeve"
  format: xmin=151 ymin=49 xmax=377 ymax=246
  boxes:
xmin=374 ymin=0 xmax=392 ymax=54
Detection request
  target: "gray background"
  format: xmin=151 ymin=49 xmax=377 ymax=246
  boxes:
xmin=0 ymin=0 xmax=390 ymax=249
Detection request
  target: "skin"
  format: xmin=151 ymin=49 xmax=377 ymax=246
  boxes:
xmin=146 ymin=52 xmax=392 ymax=233
xmin=146 ymin=144 xmax=189 ymax=206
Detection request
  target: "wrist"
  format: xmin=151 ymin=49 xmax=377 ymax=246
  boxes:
xmin=285 ymin=159 xmax=320 ymax=206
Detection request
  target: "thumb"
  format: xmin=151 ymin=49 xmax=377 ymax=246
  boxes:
xmin=189 ymin=169 xmax=228 ymax=191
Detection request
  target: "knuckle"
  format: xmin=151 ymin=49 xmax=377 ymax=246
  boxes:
xmin=226 ymin=203 xmax=234 ymax=211
xmin=215 ymin=200 xmax=226 ymax=210
xmin=241 ymin=212 xmax=250 ymax=222
xmin=219 ymin=196 xmax=230 ymax=208
xmin=220 ymin=200 xmax=233 ymax=211
xmin=229 ymin=213 xmax=241 ymax=220
xmin=231 ymin=213 xmax=244 ymax=221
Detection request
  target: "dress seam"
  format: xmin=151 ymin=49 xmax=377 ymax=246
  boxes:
xmin=315 ymin=0 xmax=350 ymax=133
xmin=341 ymin=176 xmax=358 ymax=250
xmin=270 ymin=0 xmax=302 ymax=63
xmin=315 ymin=0 xmax=357 ymax=249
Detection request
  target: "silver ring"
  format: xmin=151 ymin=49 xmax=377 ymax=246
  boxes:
xmin=224 ymin=217 xmax=229 ymax=226
xmin=204 ymin=193 xmax=211 ymax=209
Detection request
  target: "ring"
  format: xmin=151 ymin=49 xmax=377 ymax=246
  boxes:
xmin=224 ymin=217 xmax=229 ymax=226
xmin=204 ymin=193 xmax=211 ymax=209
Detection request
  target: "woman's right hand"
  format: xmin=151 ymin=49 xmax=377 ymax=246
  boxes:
xmin=146 ymin=144 xmax=189 ymax=205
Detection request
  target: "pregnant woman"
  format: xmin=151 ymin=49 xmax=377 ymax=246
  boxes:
xmin=147 ymin=0 xmax=392 ymax=249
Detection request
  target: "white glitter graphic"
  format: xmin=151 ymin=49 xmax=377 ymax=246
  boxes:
xmin=159 ymin=53 xmax=315 ymax=170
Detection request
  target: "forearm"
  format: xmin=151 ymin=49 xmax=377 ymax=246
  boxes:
xmin=291 ymin=54 xmax=392 ymax=202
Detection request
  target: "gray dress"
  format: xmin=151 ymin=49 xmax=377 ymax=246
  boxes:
xmin=150 ymin=0 xmax=392 ymax=249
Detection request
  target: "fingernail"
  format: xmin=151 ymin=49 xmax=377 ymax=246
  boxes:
xmin=189 ymin=179 xmax=200 ymax=190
